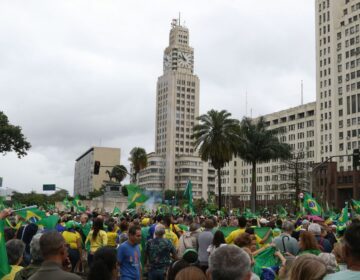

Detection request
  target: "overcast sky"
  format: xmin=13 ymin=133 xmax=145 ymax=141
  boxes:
xmin=0 ymin=0 xmax=315 ymax=194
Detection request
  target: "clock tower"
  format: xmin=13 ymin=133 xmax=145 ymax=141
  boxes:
xmin=163 ymin=19 xmax=194 ymax=74
xmin=138 ymin=19 xmax=215 ymax=200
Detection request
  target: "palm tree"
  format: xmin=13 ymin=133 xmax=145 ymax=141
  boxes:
xmin=192 ymin=109 xmax=240 ymax=210
xmin=106 ymin=165 xmax=128 ymax=183
xmin=238 ymin=117 xmax=292 ymax=212
xmin=129 ymin=147 xmax=148 ymax=183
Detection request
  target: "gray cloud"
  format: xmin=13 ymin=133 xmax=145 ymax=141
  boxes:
xmin=0 ymin=0 xmax=315 ymax=193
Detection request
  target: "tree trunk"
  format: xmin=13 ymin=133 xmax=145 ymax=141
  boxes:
xmin=218 ymin=168 xmax=222 ymax=210
xmin=251 ymin=162 xmax=257 ymax=212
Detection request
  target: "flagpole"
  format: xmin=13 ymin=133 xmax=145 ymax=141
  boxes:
xmin=12 ymin=205 xmax=38 ymax=212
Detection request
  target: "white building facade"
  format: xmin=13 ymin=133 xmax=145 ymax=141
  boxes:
xmin=138 ymin=20 xmax=215 ymax=199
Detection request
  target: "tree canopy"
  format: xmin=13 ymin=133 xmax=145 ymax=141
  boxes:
xmin=0 ymin=111 xmax=31 ymax=158
xmin=192 ymin=109 xmax=240 ymax=210
xmin=129 ymin=147 xmax=148 ymax=183
xmin=238 ymin=116 xmax=292 ymax=212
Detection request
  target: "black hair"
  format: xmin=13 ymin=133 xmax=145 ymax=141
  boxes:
xmin=92 ymin=218 xmax=104 ymax=241
xmin=88 ymin=247 xmax=117 ymax=280
xmin=238 ymin=216 xmax=247 ymax=228
xmin=212 ymin=230 xmax=226 ymax=248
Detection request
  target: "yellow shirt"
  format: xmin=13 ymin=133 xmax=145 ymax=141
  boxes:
xmin=225 ymin=228 xmax=246 ymax=244
xmin=62 ymin=231 xmax=81 ymax=249
xmin=107 ymin=231 xmax=117 ymax=248
xmin=86 ymin=230 xmax=108 ymax=253
xmin=3 ymin=265 xmax=23 ymax=280
xmin=164 ymin=228 xmax=179 ymax=248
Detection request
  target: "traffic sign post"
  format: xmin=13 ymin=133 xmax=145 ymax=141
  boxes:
xmin=43 ymin=184 xmax=56 ymax=191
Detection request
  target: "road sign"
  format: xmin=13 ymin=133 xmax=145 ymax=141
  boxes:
xmin=43 ymin=184 xmax=56 ymax=191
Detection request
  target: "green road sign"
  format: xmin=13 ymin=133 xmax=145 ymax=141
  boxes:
xmin=43 ymin=184 xmax=56 ymax=191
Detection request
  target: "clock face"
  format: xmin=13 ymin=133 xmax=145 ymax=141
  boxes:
xmin=164 ymin=54 xmax=171 ymax=68
xmin=178 ymin=52 xmax=193 ymax=68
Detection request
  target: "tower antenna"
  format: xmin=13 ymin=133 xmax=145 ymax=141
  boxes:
xmin=301 ymin=80 xmax=304 ymax=105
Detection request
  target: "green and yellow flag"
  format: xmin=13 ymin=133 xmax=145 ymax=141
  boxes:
xmin=0 ymin=197 xmax=5 ymax=210
xmin=63 ymin=197 xmax=71 ymax=209
xmin=303 ymin=193 xmax=323 ymax=216
xmin=126 ymin=184 xmax=149 ymax=209
xmin=72 ymin=196 xmax=86 ymax=212
xmin=38 ymin=215 xmax=59 ymax=229
xmin=112 ymin=207 xmax=121 ymax=216
xmin=183 ymin=180 xmax=194 ymax=213
xmin=351 ymin=199 xmax=360 ymax=214
xmin=338 ymin=202 xmax=349 ymax=224
xmin=0 ymin=219 xmax=11 ymax=278
xmin=15 ymin=207 xmax=46 ymax=221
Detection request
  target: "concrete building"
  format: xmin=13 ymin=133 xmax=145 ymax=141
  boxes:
xmin=315 ymin=0 xmax=360 ymax=170
xmin=74 ymin=147 xmax=120 ymax=196
xmin=138 ymin=19 xmax=215 ymax=199
xmin=221 ymin=102 xmax=316 ymax=207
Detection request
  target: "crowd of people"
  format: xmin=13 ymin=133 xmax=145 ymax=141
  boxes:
xmin=1 ymin=207 xmax=360 ymax=280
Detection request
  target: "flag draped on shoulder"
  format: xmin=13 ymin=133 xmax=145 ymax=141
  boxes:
xmin=126 ymin=184 xmax=149 ymax=209
xmin=72 ymin=195 xmax=86 ymax=212
xmin=0 ymin=219 xmax=11 ymax=279
xmin=303 ymin=193 xmax=323 ymax=216
xmin=183 ymin=180 xmax=194 ymax=213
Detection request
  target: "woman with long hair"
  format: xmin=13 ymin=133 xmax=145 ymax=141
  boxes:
xmin=207 ymin=230 xmax=226 ymax=255
xmin=298 ymin=231 xmax=322 ymax=256
xmin=86 ymin=217 xmax=108 ymax=266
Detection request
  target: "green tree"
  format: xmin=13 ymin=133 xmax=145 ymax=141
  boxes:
xmin=0 ymin=111 xmax=31 ymax=158
xmin=192 ymin=109 xmax=240 ymax=210
xmin=129 ymin=147 xmax=148 ymax=183
xmin=238 ymin=117 xmax=292 ymax=212
xmin=106 ymin=165 xmax=128 ymax=183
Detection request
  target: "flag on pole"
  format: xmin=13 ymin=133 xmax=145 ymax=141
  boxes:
xmin=0 ymin=220 xmax=11 ymax=278
xmin=72 ymin=195 xmax=86 ymax=212
xmin=63 ymin=197 xmax=71 ymax=209
xmin=303 ymin=193 xmax=323 ymax=216
xmin=15 ymin=207 xmax=46 ymax=221
xmin=277 ymin=206 xmax=288 ymax=218
xmin=126 ymin=184 xmax=149 ymax=209
xmin=338 ymin=202 xmax=349 ymax=224
xmin=183 ymin=180 xmax=194 ymax=213
xmin=351 ymin=199 xmax=360 ymax=214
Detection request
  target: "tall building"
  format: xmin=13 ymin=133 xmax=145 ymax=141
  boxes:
xmin=315 ymin=0 xmax=360 ymax=170
xmin=221 ymin=103 xmax=316 ymax=207
xmin=74 ymin=147 xmax=120 ymax=196
xmin=138 ymin=19 xmax=215 ymax=199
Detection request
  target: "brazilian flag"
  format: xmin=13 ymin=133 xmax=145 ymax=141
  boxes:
xmin=303 ymin=193 xmax=323 ymax=216
xmin=338 ymin=202 xmax=349 ymax=224
xmin=351 ymin=199 xmax=360 ymax=214
xmin=15 ymin=207 xmax=46 ymax=221
xmin=72 ymin=195 xmax=86 ymax=212
xmin=126 ymin=184 xmax=149 ymax=209
xmin=112 ymin=207 xmax=121 ymax=216
xmin=0 ymin=220 xmax=11 ymax=278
